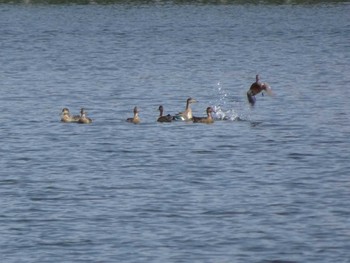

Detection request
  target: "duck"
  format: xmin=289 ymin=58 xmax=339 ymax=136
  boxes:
xmin=78 ymin=108 xmax=92 ymax=124
xmin=247 ymin=75 xmax=272 ymax=105
xmin=60 ymin=108 xmax=80 ymax=123
xmin=157 ymin=105 xmax=173 ymax=122
xmin=193 ymin=107 xmax=214 ymax=124
xmin=174 ymin=97 xmax=197 ymax=121
xmin=126 ymin=106 xmax=140 ymax=124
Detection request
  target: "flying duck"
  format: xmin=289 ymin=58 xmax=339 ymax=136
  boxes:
xmin=247 ymin=75 xmax=272 ymax=105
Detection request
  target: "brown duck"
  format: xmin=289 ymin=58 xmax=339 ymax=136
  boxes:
xmin=193 ymin=107 xmax=214 ymax=124
xmin=126 ymin=106 xmax=140 ymax=124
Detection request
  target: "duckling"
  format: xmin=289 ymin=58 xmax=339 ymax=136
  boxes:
xmin=126 ymin=106 xmax=140 ymax=124
xmin=78 ymin=108 xmax=92 ymax=124
xmin=157 ymin=105 xmax=173 ymax=123
xmin=193 ymin=107 xmax=214 ymax=124
xmin=60 ymin=108 xmax=80 ymax=123
xmin=174 ymin=97 xmax=197 ymax=121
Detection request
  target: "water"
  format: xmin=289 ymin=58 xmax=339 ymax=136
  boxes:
xmin=1 ymin=1 xmax=350 ymax=262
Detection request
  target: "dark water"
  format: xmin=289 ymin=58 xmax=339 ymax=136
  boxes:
xmin=1 ymin=2 xmax=350 ymax=262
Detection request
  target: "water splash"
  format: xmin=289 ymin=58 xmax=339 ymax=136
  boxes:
xmin=212 ymin=105 xmax=240 ymax=121
xmin=210 ymin=81 xmax=249 ymax=121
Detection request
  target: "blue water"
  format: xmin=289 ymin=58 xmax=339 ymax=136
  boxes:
xmin=1 ymin=2 xmax=350 ymax=262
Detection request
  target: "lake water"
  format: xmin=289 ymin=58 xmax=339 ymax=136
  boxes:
xmin=0 ymin=1 xmax=349 ymax=262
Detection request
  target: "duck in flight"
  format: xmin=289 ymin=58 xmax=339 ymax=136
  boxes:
xmin=247 ymin=75 xmax=272 ymax=105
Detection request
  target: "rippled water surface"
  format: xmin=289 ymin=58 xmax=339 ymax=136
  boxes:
xmin=1 ymin=2 xmax=350 ymax=262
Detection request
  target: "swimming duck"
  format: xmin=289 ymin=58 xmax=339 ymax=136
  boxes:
xmin=78 ymin=108 xmax=92 ymax=124
xmin=193 ymin=107 xmax=214 ymax=124
xmin=157 ymin=105 xmax=173 ymax=123
xmin=61 ymin=108 xmax=80 ymax=123
xmin=174 ymin=97 xmax=197 ymax=121
xmin=126 ymin=106 xmax=140 ymax=124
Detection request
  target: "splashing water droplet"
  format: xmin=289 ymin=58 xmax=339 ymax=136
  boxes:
xmin=210 ymin=80 xmax=249 ymax=121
